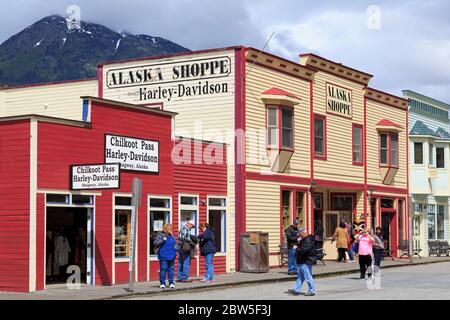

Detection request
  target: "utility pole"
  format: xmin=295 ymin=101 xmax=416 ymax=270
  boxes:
xmin=127 ymin=177 xmax=142 ymax=292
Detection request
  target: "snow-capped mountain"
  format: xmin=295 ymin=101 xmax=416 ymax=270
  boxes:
xmin=0 ymin=15 xmax=190 ymax=85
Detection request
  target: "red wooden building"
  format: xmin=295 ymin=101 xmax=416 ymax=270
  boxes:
xmin=0 ymin=96 xmax=227 ymax=292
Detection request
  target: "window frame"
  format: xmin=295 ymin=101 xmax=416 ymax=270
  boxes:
xmin=414 ymin=142 xmax=423 ymax=165
xmin=378 ymin=131 xmax=399 ymax=168
xmin=148 ymin=195 xmax=172 ymax=260
xmin=178 ymin=194 xmax=199 ymax=237
xmin=352 ymin=123 xmax=363 ymax=166
xmin=314 ymin=114 xmax=327 ymax=160
xmin=113 ymin=193 xmax=133 ymax=261
xmin=436 ymin=147 xmax=445 ymax=169
xmin=266 ymin=105 xmax=295 ymax=151
xmin=206 ymin=196 xmax=227 ymax=254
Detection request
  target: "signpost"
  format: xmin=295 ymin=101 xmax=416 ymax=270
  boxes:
xmin=127 ymin=177 xmax=142 ymax=292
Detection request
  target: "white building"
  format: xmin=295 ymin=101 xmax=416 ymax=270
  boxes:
xmin=404 ymin=90 xmax=450 ymax=256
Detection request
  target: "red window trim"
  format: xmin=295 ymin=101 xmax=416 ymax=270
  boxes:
xmin=266 ymin=105 xmax=295 ymax=151
xmin=378 ymin=131 xmax=399 ymax=168
xmin=279 ymin=187 xmax=309 ymax=242
xmin=313 ymin=114 xmax=327 ymax=160
xmin=352 ymin=123 xmax=363 ymax=166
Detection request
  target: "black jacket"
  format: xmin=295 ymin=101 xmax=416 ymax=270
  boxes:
xmin=296 ymin=235 xmax=317 ymax=265
xmin=285 ymin=225 xmax=299 ymax=249
xmin=198 ymin=228 xmax=217 ymax=255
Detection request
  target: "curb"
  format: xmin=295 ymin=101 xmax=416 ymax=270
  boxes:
xmin=104 ymin=259 xmax=450 ymax=300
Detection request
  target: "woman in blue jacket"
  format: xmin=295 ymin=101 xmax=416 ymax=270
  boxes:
xmin=153 ymin=224 xmax=177 ymax=289
xmin=198 ymin=223 xmax=217 ymax=282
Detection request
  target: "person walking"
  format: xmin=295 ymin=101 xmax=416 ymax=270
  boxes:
xmin=198 ymin=223 xmax=217 ymax=282
xmin=285 ymin=219 xmax=300 ymax=275
xmin=176 ymin=219 xmax=195 ymax=282
xmin=373 ymin=227 xmax=384 ymax=272
xmin=332 ymin=221 xmax=348 ymax=262
xmin=356 ymin=228 xmax=374 ymax=279
xmin=153 ymin=224 xmax=177 ymax=289
xmin=288 ymin=227 xmax=317 ymax=296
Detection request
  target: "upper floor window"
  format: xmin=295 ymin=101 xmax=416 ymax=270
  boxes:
xmin=379 ymin=132 xmax=398 ymax=167
xmin=414 ymin=142 xmax=423 ymax=164
xmin=267 ymin=106 xmax=294 ymax=150
xmin=314 ymin=115 xmax=326 ymax=159
xmin=436 ymin=147 xmax=445 ymax=168
xmin=352 ymin=124 xmax=363 ymax=165
xmin=429 ymin=143 xmax=434 ymax=167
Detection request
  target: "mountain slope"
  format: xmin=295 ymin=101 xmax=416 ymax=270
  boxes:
xmin=0 ymin=15 xmax=190 ymax=85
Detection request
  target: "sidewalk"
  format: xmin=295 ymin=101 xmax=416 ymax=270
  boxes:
xmin=1 ymin=256 xmax=449 ymax=300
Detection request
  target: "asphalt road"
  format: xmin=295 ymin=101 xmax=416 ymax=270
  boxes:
xmin=128 ymin=262 xmax=450 ymax=300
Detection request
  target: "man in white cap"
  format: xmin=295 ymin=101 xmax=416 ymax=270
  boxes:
xmin=288 ymin=227 xmax=317 ymax=296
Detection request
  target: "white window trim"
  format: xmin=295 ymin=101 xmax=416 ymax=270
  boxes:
xmin=206 ymin=195 xmax=227 ymax=255
xmin=148 ymin=195 xmax=172 ymax=262
xmin=178 ymin=194 xmax=199 ymax=237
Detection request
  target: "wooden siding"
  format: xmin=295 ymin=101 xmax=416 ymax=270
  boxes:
xmin=2 ymin=80 xmax=97 ymax=121
xmin=366 ymin=99 xmax=407 ymax=188
xmin=0 ymin=120 xmax=30 ymax=292
xmin=312 ymin=71 xmax=365 ymax=183
xmin=245 ymin=63 xmax=311 ymax=177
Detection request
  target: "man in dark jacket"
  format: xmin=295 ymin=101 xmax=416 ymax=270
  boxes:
xmin=288 ymin=227 xmax=316 ymax=296
xmin=285 ymin=219 xmax=299 ymax=275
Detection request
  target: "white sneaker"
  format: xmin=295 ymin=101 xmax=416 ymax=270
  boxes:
xmin=170 ymin=284 xmax=175 ymax=289
xmin=160 ymin=284 xmax=166 ymax=289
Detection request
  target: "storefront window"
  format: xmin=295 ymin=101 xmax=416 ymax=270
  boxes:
xmin=149 ymin=197 xmax=171 ymax=256
xmin=179 ymin=195 xmax=199 ymax=236
xmin=115 ymin=209 xmax=131 ymax=258
xmin=398 ymin=200 xmax=404 ymax=241
xmin=296 ymin=192 xmax=305 ymax=227
xmin=208 ymin=197 xmax=227 ymax=253
xmin=46 ymin=194 xmax=70 ymax=204
xmin=437 ymin=205 xmax=445 ymax=240
xmin=428 ymin=204 xmax=436 ymax=240
xmin=282 ymin=190 xmax=292 ymax=231
xmin=331 ymin=194 xmax=354 ymax=211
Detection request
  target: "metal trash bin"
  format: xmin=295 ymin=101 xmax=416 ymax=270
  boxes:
xmin=239 ymin=232 xmax=269 ymax=273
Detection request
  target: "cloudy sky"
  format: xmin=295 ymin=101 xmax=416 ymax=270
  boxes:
xmin=1 ymin=0 xmax=449 ymax=102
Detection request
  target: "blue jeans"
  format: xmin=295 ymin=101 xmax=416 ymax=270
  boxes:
xmin=159 ymin=260 xmax=174 ymax=285
xmin=293 ymin=263 xmax=316 ymax=294
xmin=347 ymin=248 xmax=355 ymax=261
xmin=177 ymin=252 xmax=191 ymax=280
xmin=288 ymin=248 xmax=297 ymax=273
xmin=204 ymin=253 xmax=215 ymax=280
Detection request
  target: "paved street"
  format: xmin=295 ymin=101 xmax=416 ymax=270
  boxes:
xmin=126 ymin=262 xmax=450 ymax=300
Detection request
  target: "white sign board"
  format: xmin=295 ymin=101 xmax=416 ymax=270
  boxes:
xmin=105 ymin=134 xmax=159 ymax=173
xmin=70 ymin=163 xmax=120 ymax=190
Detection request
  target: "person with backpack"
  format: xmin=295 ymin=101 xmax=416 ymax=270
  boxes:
xmin=176 ymin=219 xmax=195 ymax=282
xmin=285 ymin=219 xmax=300 ymax=275
xmin=198 ymin=223 xmax=217 ymax=282
xmin=153 ymin=224 xmax=177 ymax=289
xmin=288 ymin=227 xmax=317 ymax=296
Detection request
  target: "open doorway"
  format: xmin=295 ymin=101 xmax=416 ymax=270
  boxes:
xmin=46 ymin=207 xmax=89 ymax=285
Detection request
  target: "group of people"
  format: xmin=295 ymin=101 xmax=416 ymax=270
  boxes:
xmin=331 ymin=221 xmax=385 ymax=279
xmin=283 ymin=218 xmax=386 ymax=296
xmin=153 ymin=218 xmax=217 ymax=289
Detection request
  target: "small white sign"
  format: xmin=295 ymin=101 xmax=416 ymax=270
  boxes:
xmin=70 ymin=163 xmax=120 ymax=190
xmin=105 ymin=134 xmax=159 ymax=173
xmin=154 ymin=220 xmax=164 ymax=232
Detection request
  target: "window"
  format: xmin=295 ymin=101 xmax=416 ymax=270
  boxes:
xmin=379 ymin=132 xmax=399 ymax=167
xmin=398 ymin=200 xmax=404 ymax=241
xmin=266 ymin=106 xmax=294 ymax=149
xmin=179 ymin=195 xmax=199 ymax=236
xmin=114 ymin=195 xmax=133 ymax=258
xmin=325 ymin=213 xmax=338 ymax=238
xmin=414 ymin=203 xmax=426 ymax=214
xmin=437 ymin=205 xmax=445 ymax=239
xmin=352 ymin=124 xmax=363 ymax=165
xmin=208 ymin=197 xmax=226 ymax=253
xmin=46 ymin=194 xmax=70 ymax=204
xmin=313 ymin=193 xmax=323 ymax=210
xmin=331 ymin=194 xmax=354 ymax=211
xmin=436 ymin=148 xmax=445 ymax=168
xmin=414 ymin=142 xmax=423 ymax=164
xmin=429 ymin=143 xmax=434 ymax=166
xmin=72 ymin=195 xmax=94 ymax=205
xmin=296 ymin=191 xmax=305 ymax=227
xmin=428 ymin=204 xmax=436 ymax=240
xmin=149 ymin=197 xmax=171 ymax=257
xmin=314 ymin=115 xmax=326 ymax=158
xmin=282 ymin=190 xmax=292 ymax=231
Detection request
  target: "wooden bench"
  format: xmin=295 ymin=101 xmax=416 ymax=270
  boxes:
xmin=438 ymin=240 xmax=450 ymax=256
xmin=428 ymin=240 xmax=441 ymax=256
xmin=399 ymin=239 xmax=422 ymax=258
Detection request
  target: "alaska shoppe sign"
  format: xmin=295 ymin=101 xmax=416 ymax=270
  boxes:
xmin=105 ymin=134 xmax=159 ymax=173
xmin=70 ymin=163 xmax=120 ymax=190
xmin=326 ymin=83 xmax=353 ymax=119
xmin=103 ymin=54 xmax=234 ymax=104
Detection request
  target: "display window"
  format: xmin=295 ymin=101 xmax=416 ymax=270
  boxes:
xmin=207 ymin=197 xmax=227 ymax=253
xmin=179 ymin=195 xmax=199 ymax=236
xmin=149 ymin=196 xmax=171 ymax=257
xmin=114 ymin=195 xmax=133 ymax=258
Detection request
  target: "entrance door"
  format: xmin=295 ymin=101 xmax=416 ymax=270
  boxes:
xmin=382 ymin=213 xmax=392 ymax=252
xmin=46 ymin=207 xmax=90 ymax=286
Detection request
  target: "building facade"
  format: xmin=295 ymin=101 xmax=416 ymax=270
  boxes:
xmin=404 ymin=90 xmax=450 ymax=255
xmin=0 ymin=46 xmax=411 ymax=292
